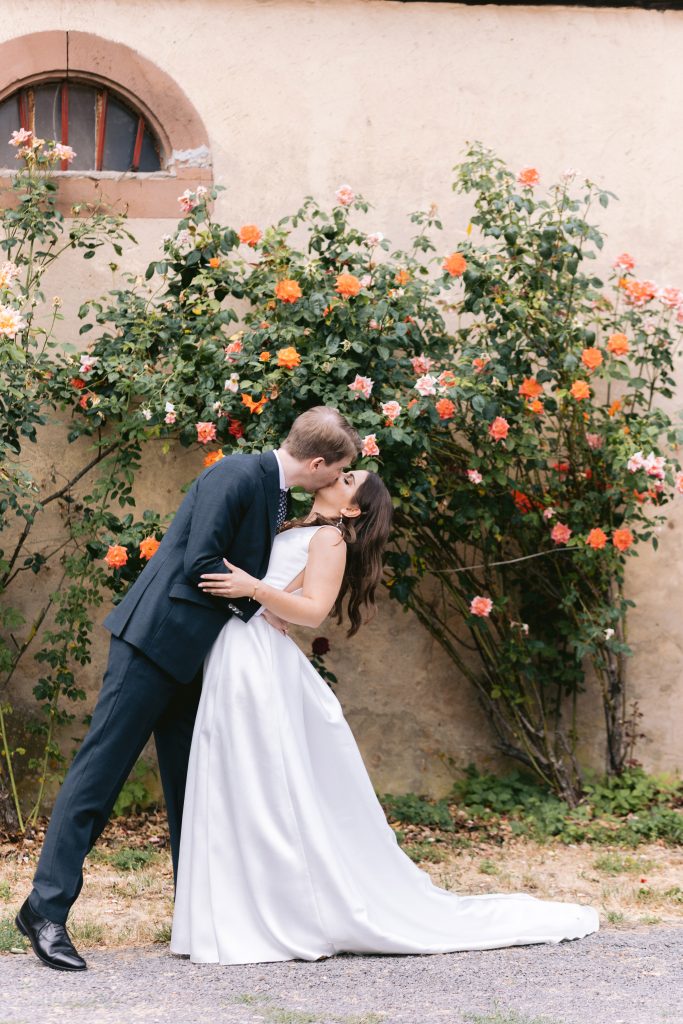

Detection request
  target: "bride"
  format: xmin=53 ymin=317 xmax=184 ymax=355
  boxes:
xmin=170 ymin=469 xmax=599 ymax=965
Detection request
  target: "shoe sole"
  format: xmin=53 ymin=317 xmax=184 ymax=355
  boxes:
xmin=15 ymin=913 xmax=87 ymax=972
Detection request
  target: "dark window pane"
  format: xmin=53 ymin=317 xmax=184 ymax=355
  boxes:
xmin=102 ymin=95 xmax=137 ymax=171
xmin=138 ymin=126 xmax=161 ymax=172
xmin=66 ymin=84 xmax=96 ymax=170
xmin=0 ymin=95 xmax=20 ymax=167
xmin=33 ymin=82 xmax=62 ymax=145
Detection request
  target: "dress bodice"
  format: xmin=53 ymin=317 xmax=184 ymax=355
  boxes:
xmin=258 ymin=525 xmax=327 ymax=594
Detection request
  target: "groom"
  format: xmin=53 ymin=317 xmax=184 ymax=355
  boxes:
xmin=17 ymin=406 xmax=360 ymax=971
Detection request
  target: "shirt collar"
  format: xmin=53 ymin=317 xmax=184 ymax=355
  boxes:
xmin=272 ymin=449 xmax=288 ymax=490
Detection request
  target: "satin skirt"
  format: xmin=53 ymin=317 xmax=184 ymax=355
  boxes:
xmin=170 ymin=616 xmax=599 ymax=965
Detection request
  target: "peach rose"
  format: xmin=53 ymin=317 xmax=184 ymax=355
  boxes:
xmin=435 ymin=398 xmax=455 ymax=420
xmin=139 ymin=536 xmax=161 ymax=560
xmin=586 ymin=528 xmax=607 ymax=550
xmin=335 ymin=184 xmax=355 ymax=206
xmin=443 ymin=252 xmax=467 ymax=277
xmin=517 ymin=167 xmax=540 ymax=187
xmin=613 ymin=253 xmax=635 ymax=271
xmin=528 ymin=399 xmax=544 ymax=415
xmin=489 ymin=417 xmax=510 ymax=442
xmin=335 ymin=273 xmax=362 ymax=298
xmin=382 ymin=400 xmax=402 ymax=422
xmin=470 ymin=596 xmax=493 ymax=618
xmin=473 ymin=355 xmax=490 ymax=374
xmin=361 ymin=434 xmax=380 ymax=457
xmin=395 ymin=269 xmax=411 ymax=286
xmin=411 ymin=354 xmax=435 ymax=375
xmin=239 ymin=224 xmax=262 ymax=247
xmin=277 ymin=346 xmax=301 ymax=369
xmin=209 ymin=257 xmax=221 ymax=269
xmin=607 ymin=333 xmax=629 ymax=357
xmin=259 ymin=351 xmax=271 ymax=362
xmin=348 ymin=374 xmax=374 ymax=399
xmin=275 ymin=279 xmax=302 ymax=303
xmin=196 ymin=421 xmax=217 ymax=445
xmin=612 ymin=528 xmax=634 ymax=552
xmin=570 ymin=380 xmax=591 ymax=401
xmin=104 ymin=544 xmax=128 ymax=569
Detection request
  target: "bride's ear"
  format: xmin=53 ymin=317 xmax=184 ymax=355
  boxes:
xmin=341 ymin=504 xmax=362 ymax=520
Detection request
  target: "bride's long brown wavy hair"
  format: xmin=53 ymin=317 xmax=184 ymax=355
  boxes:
xmin=280 ymin=472 xmax=393 ymax=636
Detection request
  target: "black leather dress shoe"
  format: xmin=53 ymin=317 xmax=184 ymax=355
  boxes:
xmin=16 ymin=898 xmax=87 ymax=971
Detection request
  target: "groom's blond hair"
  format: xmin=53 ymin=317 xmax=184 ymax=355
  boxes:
xmin=283 ymin=407 xmax=360 ymax=465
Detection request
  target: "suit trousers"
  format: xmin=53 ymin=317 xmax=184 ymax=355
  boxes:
xmin=29 ymin=635 xmax=202 ymax=924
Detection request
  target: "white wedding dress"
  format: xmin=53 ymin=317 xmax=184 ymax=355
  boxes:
xmin=170 ymin=526 xmax=599 ymax=965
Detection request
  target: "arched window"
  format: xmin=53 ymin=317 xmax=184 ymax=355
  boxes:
xmin=0 ymin=80 xmax=162 ymax=172
xmin=0 ymin=31 xmax=212 ymax=217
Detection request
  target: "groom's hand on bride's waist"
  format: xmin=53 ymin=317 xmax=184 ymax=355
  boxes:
xmin=262 ymin=609 xmax=289 ymax=635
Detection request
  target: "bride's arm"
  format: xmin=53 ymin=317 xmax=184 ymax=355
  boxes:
xmin=198 ymin=527 xmax=346 ymax=628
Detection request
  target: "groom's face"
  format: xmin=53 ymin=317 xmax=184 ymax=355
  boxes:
xmin=303 ymin=457 xmax=349 ymax=492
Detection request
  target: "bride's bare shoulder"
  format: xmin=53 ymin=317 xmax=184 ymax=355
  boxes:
xmin=309 ymin=524 xmax=346 ymax=549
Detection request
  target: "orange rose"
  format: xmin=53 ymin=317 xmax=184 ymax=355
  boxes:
xmin=203 ymin=449 xmax=225 ymax=468
xmin=277 ymin=346 xmax=301 ymax=369
xmin=239 ymin=224 xmax=262 ymax=247
xmin=242 ymin=393 xmax=268 ymax=415
xmin=335 ymin=273 xmax=362 ymax=298
xmin=518 ymin=377 xmax=543 ymax=399
xmin=259 ymin=351 xmax=271 ymax=362
xmin=612 ymin=528 xmax=634 ymax=552
xmin=71 ymin=377 xmax=86 ymax=390
xmin=581 ymin=347 xmax=603 ymax=372
xmin=435 ymin=398 xmax=455 ymax=420
xmin=570 ymin=380 xmax=591 ymax=401
xmin=511 ymin=490 xmax=533 ymax=514
xmin=208 ymin=257 xmax=220 ymax=269
xmin=607 ymin=333 xmax=629 ymax=357
xmin=586 ymin=528 xmax=607 ymax=550
xmin=608 ymin=399 xmax=622 ymax=417
xmin=528 ymin=399 xmax=544 ymax=414
xmin=104 ymin=544 xmax=128 ymax=569
xmin=443 ymin=252 xmax=467 ymax=277
xmin=395 ymin=269 xmax=411 ymax=286
xmin=438 ymin=370 xmax=457 ymax=388
xmin=275 ymin=279 xmax=302 ymax=303
xmin=139 ymin=536 xmax=160 ymax=560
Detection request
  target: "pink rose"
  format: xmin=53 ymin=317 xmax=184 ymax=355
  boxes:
xmin=335 ymin=184 xmax=355 ymax=206
xmin=414 ymin=374 xmax=437 ymax=397
xmin=586 ymin=433 xmax=603 ymax=450
xmin=411 ymin=354 xmax=435 ymax=375
xmin=382 ymin=400 xmax=402 ymax=422
xmin=361 ymin=434 xmax=380 ymax=457
xmin=467 ymin=469 xmax=483 ymax=484
xmin=196 ymin=421 xmax=217 ymax=444
xmin=164 ymin=411 xmax=177 ymax=425
xmin=348 ymin=374 xmax=374 ymax=399
xmin=470 ymin=596 xmax=493 ymax=618
xmin=551 ymin=523 xmax=572 ymax=544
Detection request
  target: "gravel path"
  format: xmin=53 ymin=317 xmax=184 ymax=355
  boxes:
xmin=2 ymin=928 xmax=682 ymax=1024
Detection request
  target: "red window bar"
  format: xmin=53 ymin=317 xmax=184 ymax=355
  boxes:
xmin=95 ymin=89 xmax=107 ymax=172
xmin=60 ymin=82 xmax=69 ymax=170
xmin=131 ymin=114 xmax=145 ymax=172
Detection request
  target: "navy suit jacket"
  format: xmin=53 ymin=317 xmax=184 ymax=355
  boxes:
xmin=103 ymin=450 xmax=281 ymax=684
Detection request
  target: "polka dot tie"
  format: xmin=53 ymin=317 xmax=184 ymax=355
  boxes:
xmin=276 ymin=489 xmax=289 ymax=530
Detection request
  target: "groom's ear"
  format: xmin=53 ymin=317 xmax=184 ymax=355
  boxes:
xmin=309 ymin=457 xmax=326 ymax=472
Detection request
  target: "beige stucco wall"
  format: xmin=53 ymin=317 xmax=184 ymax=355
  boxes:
xmin=3 ymin=1 xmax=683 ymax=797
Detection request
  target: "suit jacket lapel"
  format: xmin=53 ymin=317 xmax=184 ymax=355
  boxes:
xmin=260 ymin=450 xmax=280 ymax=543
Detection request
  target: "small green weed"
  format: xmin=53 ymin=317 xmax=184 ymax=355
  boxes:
xmin=605 ymin=910 xmax=625 ymax=925
xmin=464 ymin=1011 xmax=565 ymax=1024
xmin=108 ymin=847 xmax=159 ymax=872
xmin=0 ymin=882 xmax=11 ymax=901
xmin=0 ymin=915 xmax=28 ymax=952
xmin=592 ymin=852 xmax=654 ymax=875
xmin=478 ymin=859 xmax=500 ymax=875
xmin=113 ymin=758 xmax=159 ymax=817
xmin=403 ymin=841 xmax=447 ymax=864
xmin=70 ymin=919 xmax=105 ymax=945
xmin=153 ymin=923 xmax=172 ymax=943
xmin=381 ymin=792 xmax=454 ymax=831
